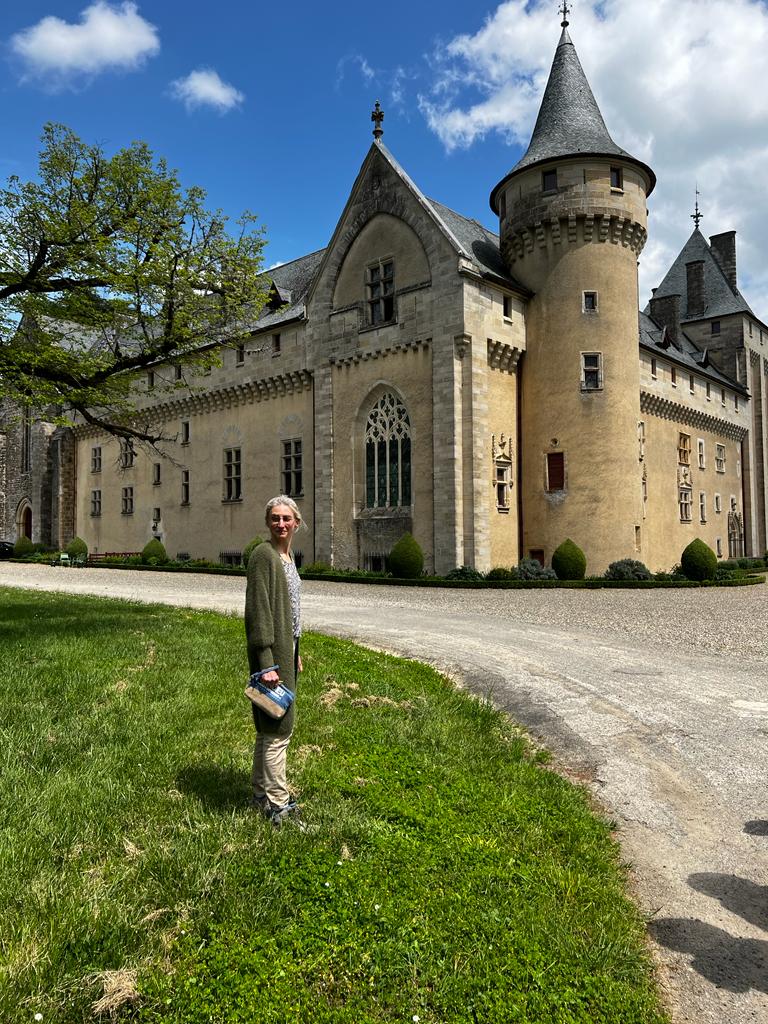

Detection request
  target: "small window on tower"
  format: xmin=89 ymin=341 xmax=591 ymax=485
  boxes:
xmin=610 ymin=166 xmax=623 ymax=190
xmin=542 ymin=169 xmax=558 ymax=192
xmin=502 ymin=295 xmax=513 ymax=321
xmin=546 ymin=451 xmax=565 ymax=492
xmin=580 ymin=352 xmax=602 ymax=391
xmin=582 ymin=291 xmax=598 ymax=313
xmin=711 ymin=321 xmax=721 ymax=335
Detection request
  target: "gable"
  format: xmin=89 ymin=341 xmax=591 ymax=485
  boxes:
xmin=333 ymin=213 xmax=430 ymax=310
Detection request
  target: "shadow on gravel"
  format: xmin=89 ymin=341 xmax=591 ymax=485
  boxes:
xmin=688 ymin=872 xmax=768 ymax=931
xmin=744 ymin=819 xmax=768 ymax=836
xmin=176 ymin=762 xmax=250 ymax=811
xmin=648 ymin=918 xmax=768 ymax=994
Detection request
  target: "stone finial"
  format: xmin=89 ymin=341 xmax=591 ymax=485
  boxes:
xmin=371 ymin=101 xmax=384 ymax=141
xmin=559 ymin=0 xmax=571 ymax=27
xmin=691 ymin=186 xmax=703 ymax=230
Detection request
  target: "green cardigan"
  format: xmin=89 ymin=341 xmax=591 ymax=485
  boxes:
xmin=244 ymin=542 xmax=297 ymax=736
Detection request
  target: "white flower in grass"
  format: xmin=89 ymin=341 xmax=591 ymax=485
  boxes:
xmin=412 ymin=1016 xmax=420 ymax=1023
xmin=374 ymin=903 xmax=381 ymax=911
xmin=34 ymin=1016 xmax=43 ymax=1022
xmin=324 ymin=882 xmax=330 ymax=887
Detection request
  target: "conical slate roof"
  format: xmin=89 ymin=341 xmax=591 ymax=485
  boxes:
xmin=490 ymin=27 xmax=655 ymax=212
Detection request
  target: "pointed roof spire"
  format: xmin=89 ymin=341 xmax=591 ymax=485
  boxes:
xmin=371 ymin=101 xmax=384 ymax=141
xmin=691 ymin=185 xmax=703 ymax=230
xmin=490 ymin=26 xmax=655 ymax=212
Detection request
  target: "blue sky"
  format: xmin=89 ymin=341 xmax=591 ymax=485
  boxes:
xmin=4 ymin=1 xmax=768 ymax=311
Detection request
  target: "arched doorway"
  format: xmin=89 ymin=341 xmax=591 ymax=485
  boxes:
xmin=16 ymin=499 xmax=32 ymax=541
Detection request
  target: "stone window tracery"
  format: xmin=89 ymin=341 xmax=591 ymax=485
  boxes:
xmin=365 ymin=392 xmax=411 ymax=508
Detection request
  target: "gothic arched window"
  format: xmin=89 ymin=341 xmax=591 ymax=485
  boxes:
xmin=365 ymin=392 xmax=411 ymax=508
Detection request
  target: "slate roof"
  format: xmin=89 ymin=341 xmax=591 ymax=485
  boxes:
xmin=639 ymin=310 xmax=746 ymax=393
xmin=426 ymin=197 xmax=525 ymax=287
xmin=490 ymin=27 xmax=655 ymax=211
xmin=253 ymin=248 xmax=326 ymax=330
xmin=647 ymin=228 xmax=754 ymax=322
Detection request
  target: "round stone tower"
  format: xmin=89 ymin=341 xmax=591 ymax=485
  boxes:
xmin=489 ymin=22 xmax=656 ymax=572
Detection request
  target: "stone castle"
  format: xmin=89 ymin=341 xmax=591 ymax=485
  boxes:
xmin=3 ymin=21 xmax=766 ymax=573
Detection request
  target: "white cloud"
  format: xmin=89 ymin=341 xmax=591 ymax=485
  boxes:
xmin=336 ymin=53 xmax=415 ymax=112
xmin=419 ymin=0 xmax=768 ymax=313
xmin=170 ymin=69 xmax=244 ymax=113
xmin=11 ymin=1 xmax=159 ymax=82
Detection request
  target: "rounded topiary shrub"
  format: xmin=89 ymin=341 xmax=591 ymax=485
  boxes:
xmin=551 ymin=539 xmax=587 ymax=581
xmin=486 ymin=566 xmax=518 ymax=581
xmin=604 ymin=558 xmax=652 ymax=581
xmin=141 ymin=538 xmax=168 ymax=565
xmin=445 ymin=565 xmax=485 ymax=581
xmin=66 ymin=536 xmax=88 ymax=559
xmin=13 ymin=535 xmax=34 ymax=557
xmin=680 ymin=538 xmax=717 ymax=581
xmin=387 ymin=533 xmax=424 ymax=579
xmin=516 ymin=557 xmax=557 ymax=581
xmin=242 ymin=536 xmax=263 ymax=566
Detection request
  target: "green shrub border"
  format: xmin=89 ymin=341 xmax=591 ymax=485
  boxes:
xmin=9 ymin=557 xmax=765 ymax=588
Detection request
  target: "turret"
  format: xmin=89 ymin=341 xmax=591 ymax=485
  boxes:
xmin=490 ymin=16 xmax=656 ymax=572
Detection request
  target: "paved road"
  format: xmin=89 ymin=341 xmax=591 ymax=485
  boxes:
xmin=2 ymin=563 xmax=767 ymax=1023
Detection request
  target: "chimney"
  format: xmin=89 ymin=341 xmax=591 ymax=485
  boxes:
xmin=685 ymin=260 xmax=706 ymax=317
xmin=649 ymin=293 xmax=681 ymax=343
xmin=710 ymin=231 xmax=737 ymax=291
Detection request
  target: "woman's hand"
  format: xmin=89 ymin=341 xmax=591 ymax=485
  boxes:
xmin=298 ymin=655 xmax=303 ymax=674
xmin=261 ymin=669 xmax=280 ymax=687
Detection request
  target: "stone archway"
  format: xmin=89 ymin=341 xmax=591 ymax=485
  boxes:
xmin=16 ymin=498 xmax=32 ymax=541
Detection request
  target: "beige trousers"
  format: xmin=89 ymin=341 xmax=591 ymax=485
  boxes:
xmin=252 ymin=731 xmax=292 ymax=808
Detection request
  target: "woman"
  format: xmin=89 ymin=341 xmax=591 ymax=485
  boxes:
xmin=244 ymin=495 xmax=303 ymax=826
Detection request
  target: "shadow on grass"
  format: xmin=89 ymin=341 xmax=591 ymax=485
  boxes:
xmin=0 ymin=591 xmax=169 ymax=644
xmin=176 ymin=762 xmax=250 ymax=811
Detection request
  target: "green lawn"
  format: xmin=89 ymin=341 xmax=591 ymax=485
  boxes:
xmin=0 ymin=587 xmax=668 ymax=1024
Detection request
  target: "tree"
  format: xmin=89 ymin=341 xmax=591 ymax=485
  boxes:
xmin=0 ymin=124 xmax=268 ymax=443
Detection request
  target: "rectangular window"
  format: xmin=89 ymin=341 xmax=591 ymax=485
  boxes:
xmin=175 ymin=364 xmax=183 ymax=381
xmin=119 ymin=438 xmax=135 ymax=468
xmin=651 ymin=357 xmax=657 ymax=379
xmin=610 ymin=166 xmax=623 ymax=189
xmin=711 ymin=321 xmax=721 ymax=335
xmin=581 ymin=351 xmax=602 ymax=390
xmin=272 ymin=332 xmax=281 ymax=355
xmin=716 ymin=537 xmax=722 ymax=557
xmin=223 ymin=448 xmax=242 ymax=501
xmin=121 ymin=486 xmax=134 ymax=515
xmin=699 ymin=492 xmax=707 ymax=523
xmin=546 ymin=451 xmax=565 ymax=492
xmin=735 ymin=394 xmax=739 ymax=411
xmin=638 ymin=420 xmax=646 ymax=461
xmin=582 ymin=291 xmax=598 ymax=312
xmin=495 ymin=462 xmax=510 ymax=511
xmin=720 ymin=388 xmax=726 ymax=407
xmin=152 ymin=462 xmax=161 ymax=485
xmin=20 ymin=409 xmax=32 ymax=473
xmin=678 ymin=433 xmax=691 ymax=466
xmin=147 ymin=370 xmax=155 ymax=391
xmin=366 ymin=259 xmax=395 ymax=325
xmin=91 ymin=446 xmax=102 ymax=473
xmin=152 ymin=507 xmax=161 ymax=523
xmin=90 ymin=489 xmax=102 ymax=517
xmin=689 ymin=374 xmax=695 ymax=394
xmin=181 ymin=469 xmax=190 ymax=506
xmin=542 ymin=169 xmax=557 ymax=192
xmin=236 ymin=343 xmax=245 ymax=365
xmin=671 ymin=367 xmax=677 ymax=387
xmin=281 ymin=438 xmax=303 ymax=497
xmin=714 ymin=493 xmax=722 ymax=513
xmin=706 ymin=381 xmax=711 ymax=401
xmin=502 ymin=295 xmax=513 ymax=321
xmin=181 ymin=420 xmax=190 ymax=445
xmin=749 ymin=321 xmax=753 ymax=337
xmin=715 ymin=444 xmax=726 ymax=473
xmin=679 ymin=488 xmax=692 ymax=522
xmin=697 ymin=439 xmax=705 ymax=469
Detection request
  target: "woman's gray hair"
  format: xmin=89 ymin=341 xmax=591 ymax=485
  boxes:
xmin=264 ymin=494 xmax=303 ymax=527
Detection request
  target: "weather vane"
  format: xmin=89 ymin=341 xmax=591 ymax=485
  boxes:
xmin=691 ymin=186 xmax=703 ymax=229
xmin=559 ymin=0 xmax=571 ymax=27
xmin=371 ymin=101 xmax=384 ymax=141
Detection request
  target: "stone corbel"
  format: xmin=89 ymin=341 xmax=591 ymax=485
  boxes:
xmin=454 ymin=333 xmax=471 ymax=360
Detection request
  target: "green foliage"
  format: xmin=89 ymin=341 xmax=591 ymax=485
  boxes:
xmin=552 ymin=539 xmax=587 ymax=581
xmin=0 ymin=589 xmax=668 ymax=1024
xmin=486 ymin=566 xmax=518 ymax=581
xmin=680 ymin=539 xmax=717 ymax=581
xmin=141 ymin=538 xmax=168 ymax=564
xmin=387 ymin=532 xmax=424 ymax=579
xmin=445 ymin=564 xmax=485 ymax=581
xmin=605 ymin=559 xmax=652 ymax=581
xmin=12 ymin=535 xmax=34 ymax=557
xmin=0 ymin=123 xmax=268 ymax=443
xmin=302 ymin=561 xmax=333 ymax=574
xmin=517 ymin=557 xmax=557 ymax=580
xmin=65 ymin=536 xmax=88 ymax=559
xmin=241 ymin=537 xmax=263 ymax=567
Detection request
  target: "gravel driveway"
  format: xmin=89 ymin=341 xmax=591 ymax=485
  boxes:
xmin=2 ymin=563 xmax=767 ymax=1023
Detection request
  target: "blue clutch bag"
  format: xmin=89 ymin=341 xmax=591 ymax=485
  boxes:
xmin=245 ymin=665 xmax=295 ymax=718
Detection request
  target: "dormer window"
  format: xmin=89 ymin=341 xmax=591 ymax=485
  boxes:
xmin=542 ymin=169 xmax=558 ymax=192
xmin=610 ymin=166 xmax=623 ymax=190
xmin=366 ymin=259 xmax=395 ymax=325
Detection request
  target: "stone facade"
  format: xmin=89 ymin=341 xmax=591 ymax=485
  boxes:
xmin=10 ymin=25 xmax=768 ymax=573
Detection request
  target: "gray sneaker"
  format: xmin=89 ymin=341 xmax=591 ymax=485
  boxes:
xmin=270 ymin=800 xmax=302 ymax=828
xmin=250 ymin=794 xmax=271 ymax=818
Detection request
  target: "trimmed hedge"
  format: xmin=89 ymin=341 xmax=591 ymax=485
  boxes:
xmin=552 ymin=539 xmax=587 ymax=581
xmin=65 ymin=536 xmax=88 ymax=559
xmin=681 ymin=538 xmax=717 ymax=581
xmin=387 ymin=533 xmax=424 ymax=579
xmin=141 ymin=538 xmax=169 ymax=565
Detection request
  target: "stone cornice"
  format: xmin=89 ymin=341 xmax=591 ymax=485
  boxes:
xmin=640 ymin=391 xmax=748 ymax=441
xmin=503 ymin=212 xmax=647 ymax=266
xmin=487 ymin=340 xmax=521 ymax=373
xmin=73 ymin=370 xmax=314 ymax=438
xmin=329 ymin=337 xmax=431 ymax=369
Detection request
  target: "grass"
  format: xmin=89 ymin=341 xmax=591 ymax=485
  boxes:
xmin=0 ymin=587 xmax=668 ymax=1024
